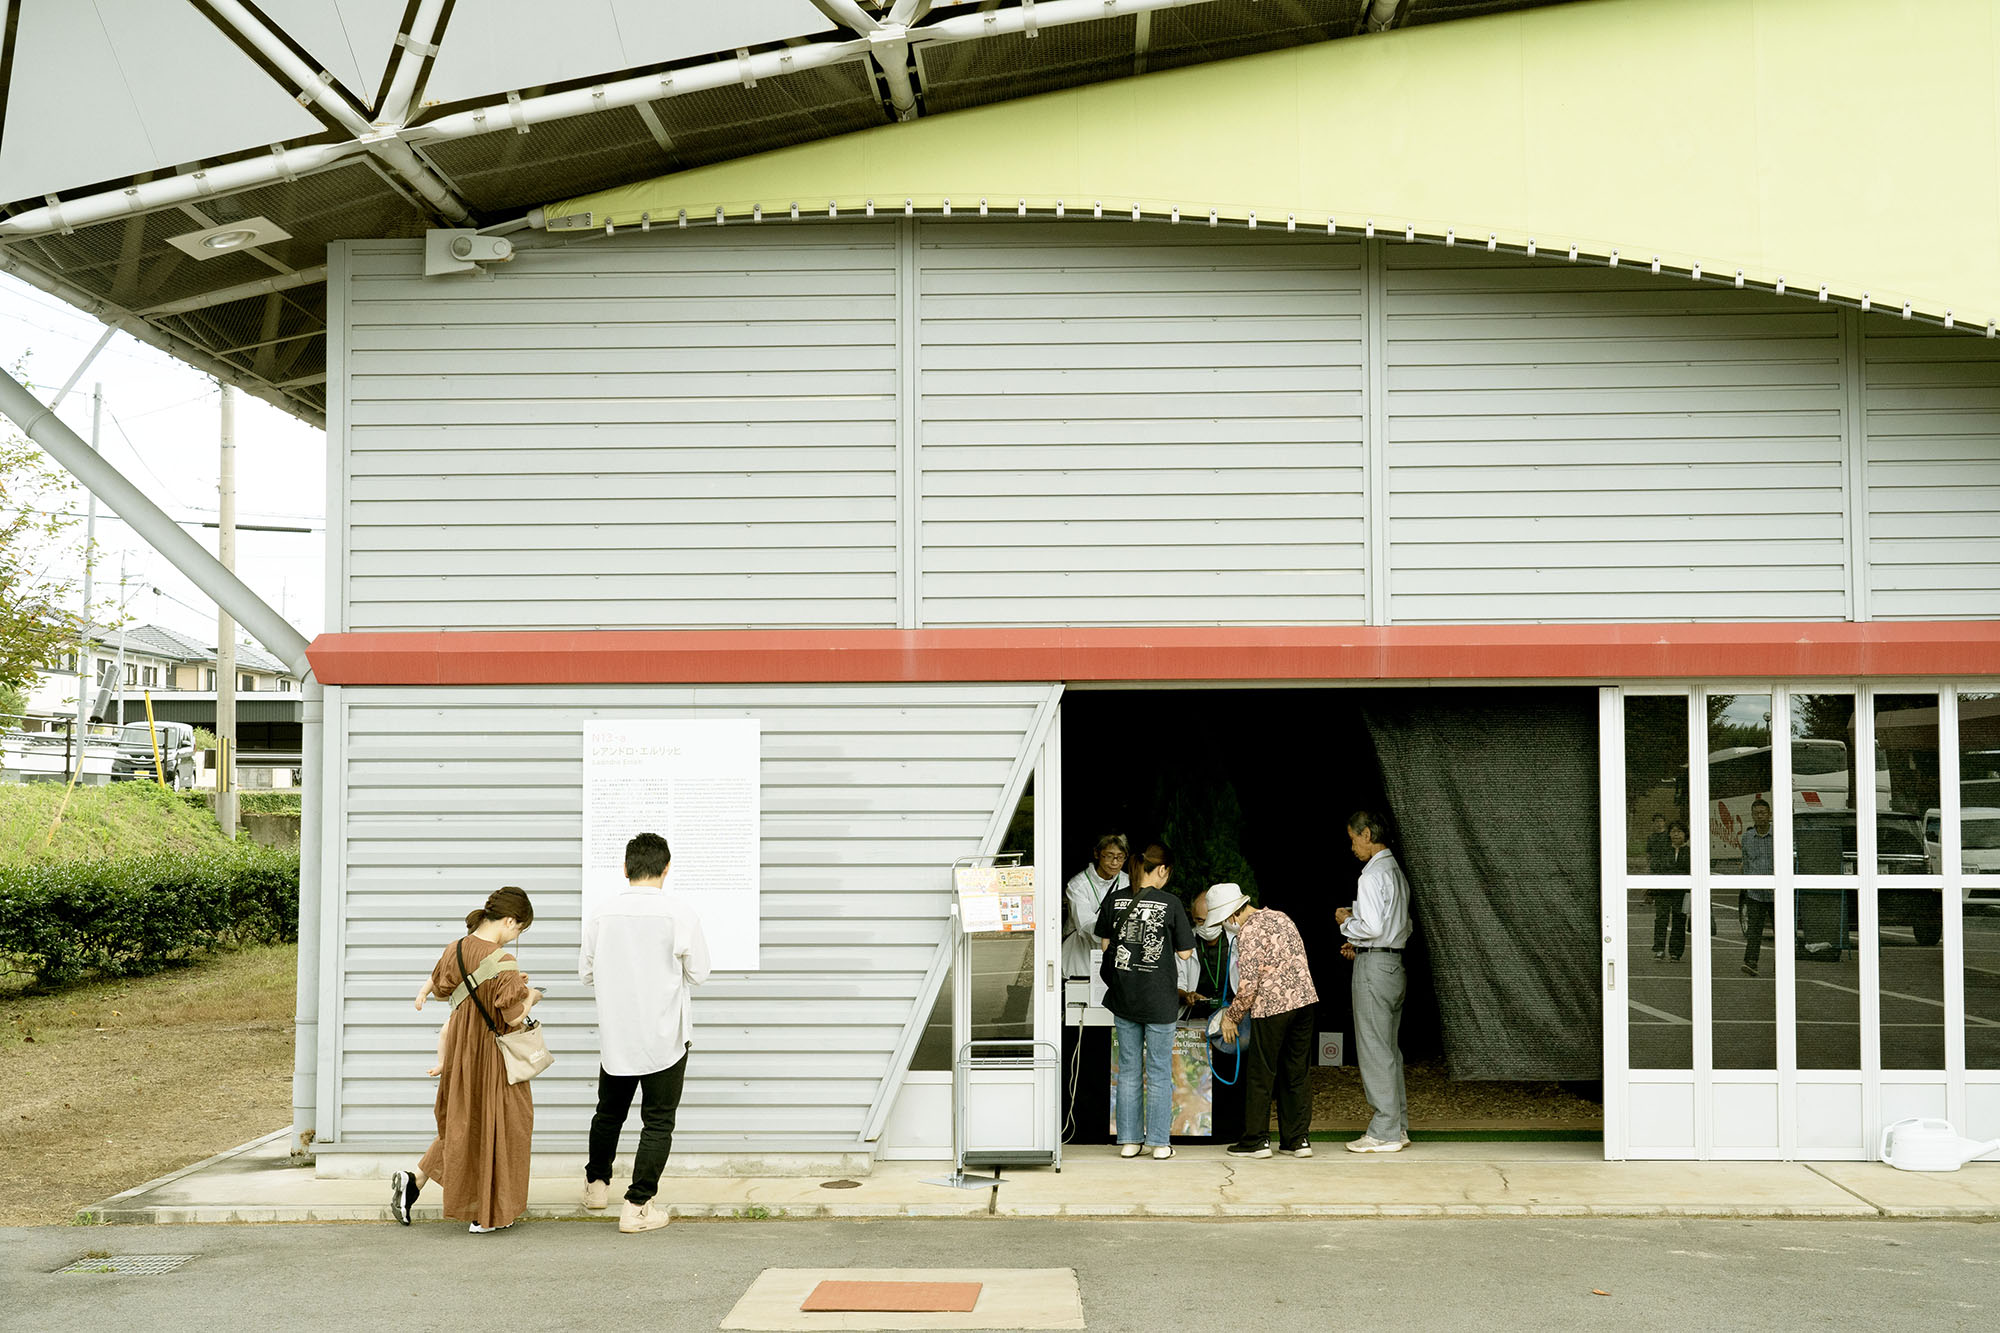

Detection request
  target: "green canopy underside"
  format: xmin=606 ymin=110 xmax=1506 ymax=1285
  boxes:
xmin=549 ymin=0 xmax=2000 ymax=330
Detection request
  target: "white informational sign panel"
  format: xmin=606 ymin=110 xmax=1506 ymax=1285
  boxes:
xmin=582 ymin=719 xmax=761 ymax=970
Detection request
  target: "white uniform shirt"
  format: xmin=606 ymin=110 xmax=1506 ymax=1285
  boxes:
xmin=580 ymin=882 xmax=713 ymax=1076
xmin=1342 ymin=849 xmax=1414 ymax=948
xmin=1063 ymin=865 xmax=1127 ymax=978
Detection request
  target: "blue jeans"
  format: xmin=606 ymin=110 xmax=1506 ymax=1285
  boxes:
xmin=1113 ymin=1016 xmax=1177 ymax=1147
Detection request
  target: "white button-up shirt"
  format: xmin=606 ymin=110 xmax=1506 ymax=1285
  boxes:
xmin=580 ymin=882 xmax=713 ymax=1076
xmin=1342 ymin=849 xmax=1413 ymax=948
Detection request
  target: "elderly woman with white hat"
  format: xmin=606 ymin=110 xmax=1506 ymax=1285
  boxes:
xmin=1205 ymin=883 xmax=1319 ymax=1160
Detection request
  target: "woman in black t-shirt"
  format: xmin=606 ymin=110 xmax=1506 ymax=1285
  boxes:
xmin=1093 ymin=844 xmax=1195 ymax=1160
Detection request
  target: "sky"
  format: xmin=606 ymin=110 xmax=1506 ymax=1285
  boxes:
xmin=0 ymin=272 xmax=327 ymax=653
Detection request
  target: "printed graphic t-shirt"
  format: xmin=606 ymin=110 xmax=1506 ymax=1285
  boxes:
xmin=1093 ymin=887 xmax=1195 ymax=1024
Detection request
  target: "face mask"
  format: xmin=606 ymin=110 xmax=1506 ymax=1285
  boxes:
xmin=1223 ymin=920 xmax=1240 ymax=938
xmin=1195 ymin=921 xmax=1222 ymax=942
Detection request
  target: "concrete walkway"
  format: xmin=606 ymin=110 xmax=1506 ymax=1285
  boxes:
xmin=84 ymin=1133 xmax=2000 ymax=1225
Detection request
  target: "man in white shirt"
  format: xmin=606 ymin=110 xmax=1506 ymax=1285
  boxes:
xmin=579 ymin=831 xmax=712 ymax=1234
xmin=1335 ymin=810 xmax=1414 ymax=1153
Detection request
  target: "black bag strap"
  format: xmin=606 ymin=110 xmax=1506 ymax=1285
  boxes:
xmin=456 ymin=938 xmax=504 ymax=1036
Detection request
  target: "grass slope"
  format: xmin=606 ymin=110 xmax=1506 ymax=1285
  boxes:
xmin=0 ymin=782 xmax=230 ymax=867
xmin=0 ymin=944 xmax=296 ymax=1225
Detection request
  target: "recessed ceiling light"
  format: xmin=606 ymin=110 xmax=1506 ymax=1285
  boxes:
xmin=201 ymin=228 xmax=261 ymax=252
xmin=166 ymin=216 xmax=293 ymax=261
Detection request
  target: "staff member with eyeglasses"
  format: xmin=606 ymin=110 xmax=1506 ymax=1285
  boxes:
xmin=1335 ymin=810 xmax=1413 ymax=1153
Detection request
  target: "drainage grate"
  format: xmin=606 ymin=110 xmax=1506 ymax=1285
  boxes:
xmin=818 ymin=1179 xmax=862 ymax=1190
xmin=53 ymin=1254 xmax=195 ymax=1276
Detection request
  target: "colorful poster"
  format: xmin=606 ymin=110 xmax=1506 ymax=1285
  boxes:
xmin=956 ymin=864 xmax=1035 ymax=933
xmin=582 ymin=719 xmax=760 ymax=969
xmin=1108 ymin=1023 xmax=1214 ymax=1137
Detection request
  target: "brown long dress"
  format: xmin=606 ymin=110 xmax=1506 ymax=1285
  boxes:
xmin=418 ymin=935 xmax=534 ymax=1229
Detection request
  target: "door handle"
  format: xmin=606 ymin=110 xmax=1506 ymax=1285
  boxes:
xmin=1047 ymin=961 xmax=1055 ymax=990
xmin=1607 ymin=958 xmax=1616 ymax=991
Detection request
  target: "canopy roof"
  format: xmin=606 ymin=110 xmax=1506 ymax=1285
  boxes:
xmin=553 ymin=0 xmax=2000 ymax=336
xmin=0 ymin=0 xmax=1571 ymax=427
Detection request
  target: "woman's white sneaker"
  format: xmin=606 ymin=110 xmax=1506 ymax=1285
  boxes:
xmin=1118 ymin=1143 xmax=1142 ymax=1158
xmin=1152 ymin=1145 xmax=1174 ymax=1160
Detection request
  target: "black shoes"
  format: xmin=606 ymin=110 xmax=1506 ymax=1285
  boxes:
xmin=1226 ymin=1141 xmax=1273 ymax=1159
xmin=391 ymin=1169 xmax=420 ymax=1225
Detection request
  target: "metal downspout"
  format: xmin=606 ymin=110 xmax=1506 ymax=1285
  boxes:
xmin=292 ymin=675 xmax=323 ymax=1155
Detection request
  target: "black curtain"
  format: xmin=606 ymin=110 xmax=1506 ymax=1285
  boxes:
xmin=1360 ymin=688 xmax=1601 ymax=1080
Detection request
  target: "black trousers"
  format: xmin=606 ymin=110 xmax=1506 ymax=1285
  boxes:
xmin=1238 ymin=1003 xmax=1315 ymax=1150
xmin=585 ymin=1052 xmax=688 ymax=1205
xmin=1650 ymin=891 xmax=1688 ymax=959
xmin=1743 ymin=895 xmax=1773 ymax=970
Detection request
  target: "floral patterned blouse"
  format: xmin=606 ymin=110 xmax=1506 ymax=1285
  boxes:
xmin=1224 ymin=908 xmax=1318 ymax=1020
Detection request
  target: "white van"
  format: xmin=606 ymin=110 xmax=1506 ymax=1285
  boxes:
xmin=1922 ymin=807 xmax=2000 ymax=902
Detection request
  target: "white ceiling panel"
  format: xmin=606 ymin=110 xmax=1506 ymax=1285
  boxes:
xmin=419 ymin=0 xmax=830 ymax=109
xmin=0 ymin=0 xmax=326 ymax=203
xmin=256 ymin=0 xmax=410 ymax=105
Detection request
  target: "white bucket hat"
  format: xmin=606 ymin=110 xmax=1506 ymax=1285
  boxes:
xmin=1202 ymin=883 xmax=1250 ymax=928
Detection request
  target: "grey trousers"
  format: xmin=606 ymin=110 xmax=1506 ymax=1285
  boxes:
xmin=1352 ymin=950 xmax=1408 ymax=1142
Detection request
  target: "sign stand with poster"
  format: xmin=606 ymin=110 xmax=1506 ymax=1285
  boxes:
xmin=925 ymin=853 xmax=1063 ymax=1191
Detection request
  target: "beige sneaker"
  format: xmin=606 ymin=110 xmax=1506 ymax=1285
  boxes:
xmin=619 ymin=1199 xmax=669 ymax=1233
xmin=582 ymin=1179 xmax=609 ymax=1211
xmin=1345 ymin=1134 xmax=1407 ymax=1153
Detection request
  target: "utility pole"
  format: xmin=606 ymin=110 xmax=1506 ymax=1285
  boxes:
xmin=72 ymin=384 xmax=101 ymax=780
xmin=113 ymin=553 xmax=127 ymax=726
xmin=217 ymin=383 xmax=238 ymax=837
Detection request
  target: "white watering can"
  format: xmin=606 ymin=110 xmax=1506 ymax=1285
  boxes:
xmin=1878 ymin=1118 xmax=2000 ymax=1172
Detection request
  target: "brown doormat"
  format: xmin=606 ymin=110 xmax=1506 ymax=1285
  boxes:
xmin=801 ymin=1281 xmax=983 ymax=1313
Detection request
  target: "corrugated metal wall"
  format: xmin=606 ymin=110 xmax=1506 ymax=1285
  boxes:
xmin=336 ymin=232 xmax=902 ymax=632
xmin=325 ymin=683 xmax=1052 ymax=1152
xmin=333 ymin=225 xmax=2000 ymax=633
xmin=916 ymin=224 xmax=1368 ymax=626
xmin=1380 ymin=247 xmax=1852 ymax=624
xmin=1862 ymin=321 xmax=2000 ymax=620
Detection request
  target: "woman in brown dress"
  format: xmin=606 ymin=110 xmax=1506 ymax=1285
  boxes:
xmin=392 ymin=886 xmax=542 ymax=1232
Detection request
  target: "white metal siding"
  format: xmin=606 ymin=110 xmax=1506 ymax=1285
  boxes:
xmin=1862 ymin=320 xmax=2000 ymax=619
xmin=328 ymin=683 xmax=1051 ymax=1151
xmin=333 ymin=226 xmax=2000 ymax=631
xmin=1380 ymin=248 xmax=1852 ymax=623
xmin=338 ymin=233 xmax=902 ymax=631
xmin=915 ymin=223 xmax=1368 ymax=626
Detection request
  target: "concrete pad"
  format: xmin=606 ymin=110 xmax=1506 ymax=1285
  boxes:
xmin=720 ymin=1269 xmax=1083 ymax=1331
xmin=1810 ymin=1162 xmax=2000 ymax=1216
xmin=79 ymin=1130 xmax=2000 ymax=1225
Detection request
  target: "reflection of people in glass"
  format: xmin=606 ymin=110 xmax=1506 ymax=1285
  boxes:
xmin=1651 ymin=820 xmax=1691 ymax=961
xmin=1739 ymin=797 xmax=1775 ymax=975
xmin=1063 ymin=834 xmax=1129 ymax=979
xmin=1646 ymin=813 xmax=1673 ymax=873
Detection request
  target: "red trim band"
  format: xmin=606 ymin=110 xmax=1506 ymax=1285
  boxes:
xmin=305 ymin=623 xmax=2000 ymax=687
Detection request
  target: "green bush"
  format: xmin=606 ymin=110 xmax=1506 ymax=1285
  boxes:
xmin=238 ymin=791 xmax=302 ymax=816
xmin=0 ymin=845 xmax=300 ymax=987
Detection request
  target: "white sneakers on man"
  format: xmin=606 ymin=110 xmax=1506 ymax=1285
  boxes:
xmin=582 ymin=1179 xmax=610 ymax=1211
xmin=619 ymin=1199 xmax=670 ymax=1233
xmin=1345 ymin=1134 xmax=1409 ymax=1153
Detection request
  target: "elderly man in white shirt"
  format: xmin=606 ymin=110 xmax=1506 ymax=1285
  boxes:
xmin=579 ymin=831 xmax=712 ymax=1233
xmin=1334 ymin=810 xmax=1414 ymax=1153
xmin=1063 ymin=833 xmax=1129 ymax=979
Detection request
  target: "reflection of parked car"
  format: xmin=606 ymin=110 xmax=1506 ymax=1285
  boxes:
xmin=1922 ymin=807 xmax=2000 ymax=906
xmin=110 ymin=721 xmax=197 ymax=789
xmin=1773 ymin=810 xmax=1942 ymax=951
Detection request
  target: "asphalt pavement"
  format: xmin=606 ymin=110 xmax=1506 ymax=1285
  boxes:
xmin=3 ymin=1218 xmax=1994 ymax=1332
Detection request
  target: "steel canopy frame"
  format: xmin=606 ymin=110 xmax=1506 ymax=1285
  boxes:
xmin=543 ymin=0 xmax=2000 ymax=334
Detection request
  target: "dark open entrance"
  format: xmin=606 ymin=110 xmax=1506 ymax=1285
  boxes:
xmin=1059 ymin=686 xmax=1604 ymax=1141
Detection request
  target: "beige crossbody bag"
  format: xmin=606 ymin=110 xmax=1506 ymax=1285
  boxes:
xmin=453 ymin=939 xmax=554 ymax=1084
